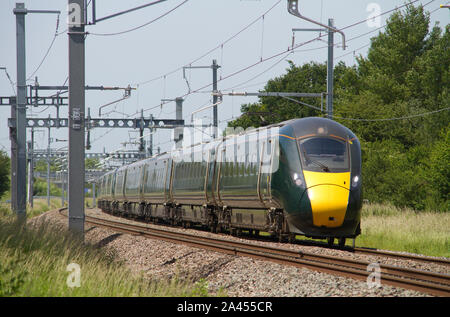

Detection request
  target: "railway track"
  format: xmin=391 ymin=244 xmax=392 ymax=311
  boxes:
xmin=351 ymin=247 xmax=450 ymax=266
xmin=59 ymin=208 xmax=450 ymax=296
xmin=223 ymin=229 xmax=450 ymax=266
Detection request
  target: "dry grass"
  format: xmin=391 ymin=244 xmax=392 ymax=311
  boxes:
xmin=358 ymin=203 xmax=450 ymax=257
xmin=0 ymin=216 xmax=208 ymax=297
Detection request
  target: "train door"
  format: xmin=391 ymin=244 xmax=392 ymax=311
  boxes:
xmin=259 ymin=137 xmax=275 ymax=206
xmin=214 ymin=143 xmax=225 ymax=206
xmin=163 ymin=157 xmax=172 ymax=202
xmin=204 ymin=145 xmax=216 ymax=205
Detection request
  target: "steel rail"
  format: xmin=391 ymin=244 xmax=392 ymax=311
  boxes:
xmin=352 ymin=247 xmax=450 ymax=266
xmin=58 ymin=209 xmax=450 ymax=297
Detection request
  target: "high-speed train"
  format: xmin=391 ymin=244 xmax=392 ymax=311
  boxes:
xmin=97 ymin=117 xmax=362 ymax=246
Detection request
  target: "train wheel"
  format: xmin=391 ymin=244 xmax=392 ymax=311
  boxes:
xmin=327 ymin=237 xmax=335 ymax=246
xmin=338 ymin=238 xmax=346 ymax=248
xmin=288 ymin=234 xmax=296 ymax=243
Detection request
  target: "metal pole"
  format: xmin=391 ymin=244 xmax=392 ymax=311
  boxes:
xmin=10 ymin=97 xmax=18 ymax=213
xmin=149 ymin=114 xmax=153 ymax=156
xmin=92 ymin=182 xmax=96 ymax=208
xmin=47 ymin=115 xmax=51 ymax=207
xmin=28 ymin=127 xmax=34 ymax=208
xmin=14 ymin=3 xmax=27 ymax=222
xmin=68 ymin=0 xmax=85 ymax=238
xmin=86 ymin=107 xmax=91 ymax=149
xmin=327 ymin=18 xmax=334 ymax=120
xmin=139 ymin=109 xmax=145 ymax=154
xmin=212 ymin=60 xmax=219 ymax=139
xmin=27 ymin=141 xmax=32 ymax=207
xmin=61 ymin=169 xmax=65 ymax=206
xmin=175 ymin=97 xmax=183 ymax=148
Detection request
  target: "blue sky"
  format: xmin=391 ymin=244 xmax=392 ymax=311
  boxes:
xmin=0 ymin=0 xmax=448 ymax=161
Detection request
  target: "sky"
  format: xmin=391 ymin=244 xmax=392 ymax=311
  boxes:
xmin=0 ymin=0 xmax=448 ymax=165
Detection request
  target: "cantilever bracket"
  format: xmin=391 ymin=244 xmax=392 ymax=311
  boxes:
xmin=287 ymin=0 xmax=346 ymax=50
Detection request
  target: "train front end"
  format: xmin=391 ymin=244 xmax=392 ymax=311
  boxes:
xmin=273 ymin=117 xmax=362 ymax=242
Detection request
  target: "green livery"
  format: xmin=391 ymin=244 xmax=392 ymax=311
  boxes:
xmin=98 ymin=117 xmax=362 ymax=244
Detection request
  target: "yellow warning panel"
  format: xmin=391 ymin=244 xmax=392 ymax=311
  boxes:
xmin=303 ymin=171 xmax=350 ymax=227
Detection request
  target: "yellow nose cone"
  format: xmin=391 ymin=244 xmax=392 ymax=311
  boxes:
xmin=303 ymin=171 xmax=350 ymax=228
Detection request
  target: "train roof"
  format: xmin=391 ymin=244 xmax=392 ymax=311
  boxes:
xmin=99 ymin=117 xmax=358 ymax=176
xmin=286 ymin=117 xmax=358 ymax=141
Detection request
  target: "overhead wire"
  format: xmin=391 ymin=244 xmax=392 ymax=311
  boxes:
xmin=334 ymin=107 xmax=450 ymax=122
xmin=27 ymin=13 xmax=61 ymax=81
xmin=136 ymin=0 xmax=283 ymax=86
xmin=111 ymin=0 xmax=284 ymax=124
xmin=219 ymin=0 xmax=441 ymax=93
xmin=93 ymin=0 xmax=445 ymax=149
xmin=283 ymin=96 xmax=450 ymax=121
xmin=88 ymin=0 xmax=190 ymax=37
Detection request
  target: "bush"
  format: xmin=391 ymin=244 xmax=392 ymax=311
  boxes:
xmin=0 ymin=151 xmax=10 ymax=199
xmin=361 ymin=139 xmax=448 ymax=211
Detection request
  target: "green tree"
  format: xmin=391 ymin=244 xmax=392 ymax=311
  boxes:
xmin=426 ymin=127 xmax=450 ymax=210
xmin=0 ymin=151 xmax=10 ymax=199
xmin=228 ymin=61 xmax=356 ymax=129
xmin=85 ymin=157 xmax=100 ymax=170
xmin=228 ymin=3 xmax=449 ymax=211
xmin=340 ymin=4 xmax=449 ymax=146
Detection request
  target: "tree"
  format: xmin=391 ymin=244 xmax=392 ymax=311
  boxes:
xmin=340 ymin=4 xmax=449 ymax=146
xmin=0 ymin=151 xmax=9 ymax=199
xmin=426 ymin=127 xmax=450 ymax=210
xmin=228 ymin=61 xmax=356 ymax=129
xmin=227 ymin=3 xmax=449 ymax=211
xmin=85 ymin=157 xmax=100 ymax=170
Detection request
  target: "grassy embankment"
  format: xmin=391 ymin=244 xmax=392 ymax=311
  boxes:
xmin=0 ymin=203 xmax=212 ymax=297
xmin=298 ymin=203 xmax=449 ymax=258
xmin=355 ymin=203 xmax=449 ymax=258
xmin=0 ymin=201 xmax=447 ymax=296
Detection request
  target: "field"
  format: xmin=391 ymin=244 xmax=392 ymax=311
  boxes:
xmin=0 ymin=214 xmax=210 ymax=297
xmin=0 ymin=201 xmax=448 ymax=296
xmin=356 ymin=203 xmax=449 ymax=258
xmin=295 ymin=203 xmax=449 ymax=258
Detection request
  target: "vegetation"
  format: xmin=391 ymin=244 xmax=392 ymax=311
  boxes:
xmin=0 ymin=216 xmax=210 ymax=297
xmin=295 ymin=203 xmax=449 ymax=257
xmin=32 ymin=179 xmax=62 ymax=197
xmin=0 ymin=150 xmax=10 ymax=199
xmin=357 ymin=203 xmax=449 ymax=257
xmin=0 ymin=198 xmax=63 ymax=219
xmin=0 ymin=4 xmax=448 ymax=298
xmin=229 ymin=4 xmax=449 ymax=211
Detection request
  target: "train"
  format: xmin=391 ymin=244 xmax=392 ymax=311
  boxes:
xmin=97 ymin=117 xmax=362 ymax=246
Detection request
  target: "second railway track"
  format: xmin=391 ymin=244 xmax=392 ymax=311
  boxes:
xmin=59 ymin=208 xmax=450 ymax=297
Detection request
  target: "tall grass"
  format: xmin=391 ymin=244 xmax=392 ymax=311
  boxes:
xmin=0 ymin=217 xmax=206 ymax=297
xmin=358 ymin=203 xmax=450 ymax=257
xmin=0 ymin=198 xmax=63 ymax=219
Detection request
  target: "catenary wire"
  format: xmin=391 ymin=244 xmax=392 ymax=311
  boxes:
xmin=88 ymin=0 xmax=190 ymax=36
xmin=27 ymin=13 xmax=61 ymax=81
xmin=91 ymin=0 xmax=444 ymax=146
xmin=135 ymin=0 xmax=283 ymax=86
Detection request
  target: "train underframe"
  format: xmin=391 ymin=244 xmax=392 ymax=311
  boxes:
xmin=97 ymin=199 xmax=294 ymax=242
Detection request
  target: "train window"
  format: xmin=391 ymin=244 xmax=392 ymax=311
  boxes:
xmin=299 ymin=137 xmax=349 ymax=172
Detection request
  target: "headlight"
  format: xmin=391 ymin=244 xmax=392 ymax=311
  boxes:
xmin=352 ymin=175 xmax=360 ymax=188
xmin=293 ymin=173 xmax=303 ymax=186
